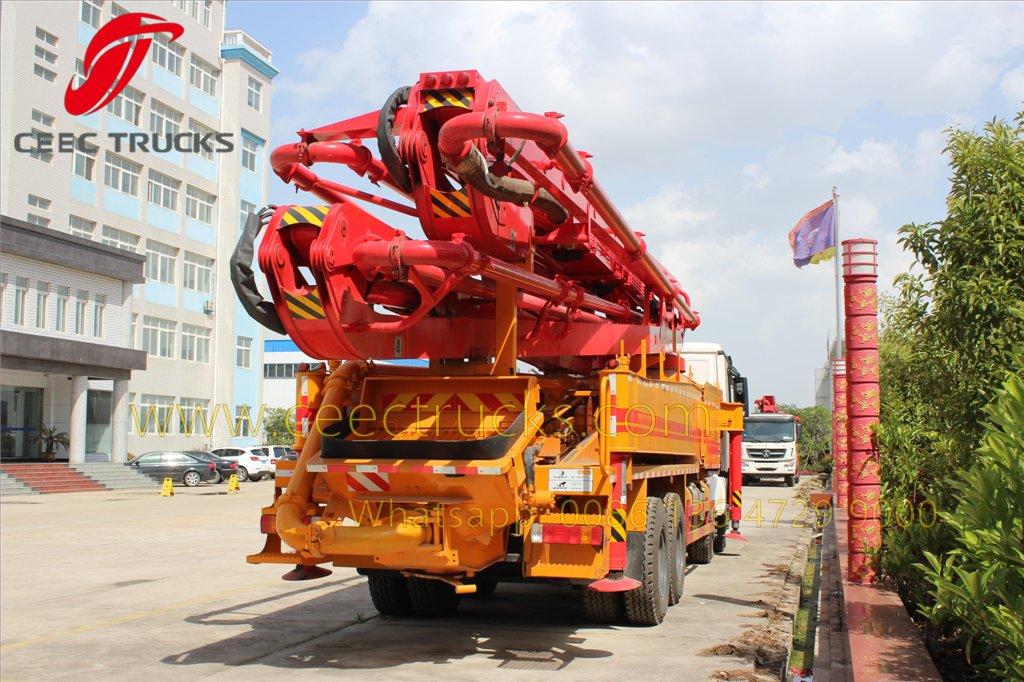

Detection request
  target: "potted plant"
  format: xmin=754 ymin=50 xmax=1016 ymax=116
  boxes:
xmin=32 ymin=423 xmax=70 ymax=462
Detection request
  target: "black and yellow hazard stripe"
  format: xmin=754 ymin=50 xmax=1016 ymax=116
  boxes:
xmin=279 ymin=205 xmax=330 ymax=227
xmin=421 ymin=88 xmax=474 ymax=111
xmin=429 ymin=187 xmax=471 ymax=218
xmin=284 ymin=290 xmax=325 ymax=320
xmin=610 ymin=508 xmax=627 ymax=542
xmin=732 ymin=489 xmax=742 ymax=509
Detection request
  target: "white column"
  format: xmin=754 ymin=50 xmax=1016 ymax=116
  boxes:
xmin=68 ymin=375 xmax=89 ymax=464
xmin=111 ymin=379 xmax=129 ymax=463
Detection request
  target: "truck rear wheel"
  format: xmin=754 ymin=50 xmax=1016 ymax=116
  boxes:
xmin=713 ymin=515 xmax=728 ymax=554
xmin=583 ymin=589 xmax=624 ymax=623
xmin=407 ymin=577 xmax=461 ymax=617
xmin=785 ymin=474 xmax=796 ymax=487
xmin=366 ymin=573 xmax=413 ymax=616
xmin=661 ymin=493 xmax=686 ymax=605
xmin=689 ymin=525 xmax=715 ymax=565
xmin=624 ymin=496 xmax=670 ymax=626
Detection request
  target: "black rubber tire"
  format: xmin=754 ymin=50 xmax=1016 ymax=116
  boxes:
xmin=236 ymin=467 xmax=249 ymax=483
xmin=713 ymin=515 xmax=728 ymax=554
xmin=689 ymin=526 xmax=714 ymax=565
xmin=366 ymin=573 xmax=414 ymax=616
xmin=250 ymin=473 xmax=264 ymax=482
xmin=212 ymin=472 xmax=222 ymax=484
xmin=624 ymin=496 xmax=670 ymax=626
xmin=407 ymin=578 xmax=461 ymax=617
xmin=785 ymin=474 xmax=796 ymax=487
xmin=182 ymin=470 xmax=202 ymax=487
xmin=473 ymin=580 xmax=497 ymax=598
xmin=583 ymin=589 xmax=624 ymax=623
xmin=662 ymin=492 xmax=686 ymax=606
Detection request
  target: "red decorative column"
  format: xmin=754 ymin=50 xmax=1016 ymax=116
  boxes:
xmin=831 ymin=359 xmax=849 ymax=508
xmin=843 ymin=238 xmax=881 ymax=583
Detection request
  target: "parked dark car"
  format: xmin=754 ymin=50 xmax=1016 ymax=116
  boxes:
xmin=187 ymin=451 xmax=237 ymax=484
xmin=126 ymin=451 xmax=218 ymax=487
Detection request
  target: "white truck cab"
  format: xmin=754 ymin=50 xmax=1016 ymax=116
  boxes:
xmin=742 ymin=413 xmax=799 ymax=487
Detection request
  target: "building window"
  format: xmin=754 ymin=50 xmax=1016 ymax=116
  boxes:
xmin=234 ymin=406 xmax=251 ymax=437
xmin=35 ymin=27 xmax=58 ymax=46
xmin=141 ymin=316 xmax=176 ymax=357
xmin=33 ymin=64 xmax=57 ymax=82
xmin=106 ymin=84 xmax=143 ymax=125
xmin=144 ymin=240 xmax=177 ymax=284
xmin=101 ymin=225 xmax=139 ymax=251
xmin=28 ymin=130 xmax=53 ymax=163
xmin=74 ymin=59 xmax=86 ymax=88
xmin=183 ymin=251 xmax=213 ymax=293
xmin=55 ymin=286 xmax=69 ymax=332
xmin=180 ymin=324 xmax=211 ymax=362
xmin=28 ymin=194 xmax=51 ymax=211
xmin=26 ymin=214 xmax=50 ymax=227
xmin=246 ymin=76 xmax=263 ymax=111
xmin=34 ymin=283 xmax=49 ymax=329
xmin=12 ymin=278 xmax=28 ymax=326
xmin=147 ymin=169 xmax=180 ymax=210
xmin=188 ymin=119 xmax=216 ymax=162
xmin=151 ymin=34 xmax=184 ymax=76
xmin=236 ymin=336 xmax=252 ymax=368
xmin=139 ymin=394 xmax=174 ymax=434
xmin=93 ymin=294 xmax=105 ymax=337
xmin=72 ymin=147 xmax=95 ymax=180
xmin=185 ymin=185 xmax=215 ymax=224
xmin=239 ymin=200 xmax=256 ymax=233
xmin=31 ymin=109 xmax=55 ymax=127
xmin=240 ymin=137 xmax=259 ymax=172
xmin=264 ymin=363 xmax=298 ymax=380
xmin=111 ymin=3 xmax=128 ymax=17
xmin=34 ymin=45 xmax=57 ymax=66
xmin=150 ymin=99 xmax=183 ymax=137
xmin=178 ymin=397 xmax=210 ymax=434
xmin=80 ymin=0 xmax=102 ymax=27
xmin=188 ymin=55 xmax=219 ymax=96
xmin=74 ymin=290 xmax=88 ymax=334
xmin=129 ymin=313 xmax=137 ymax=347
xmin=104 ymin=152 xmax=141 ymax=196
xmin=69 ymin=215 xmax=96 ymax=239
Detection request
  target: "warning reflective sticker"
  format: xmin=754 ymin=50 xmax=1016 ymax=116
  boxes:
xmin=548 ymin=468 xmax=593 ymax=493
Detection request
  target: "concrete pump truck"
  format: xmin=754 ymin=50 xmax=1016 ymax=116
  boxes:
xmin=232 ymin=70 xmax=745 ymax=625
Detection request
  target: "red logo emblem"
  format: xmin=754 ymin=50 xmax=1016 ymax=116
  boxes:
xmin=64 ymin=13 xmax=183 ymax=116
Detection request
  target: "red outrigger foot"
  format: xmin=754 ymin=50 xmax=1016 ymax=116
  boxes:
xmin=587 ymin=576 xmax=643 ymax=592
xmin=282 ymin=565 xmax=333 ymax=581
xmin=725 ymin=531 xmax=749 ymax=541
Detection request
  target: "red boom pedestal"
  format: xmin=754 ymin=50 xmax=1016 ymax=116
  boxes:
xmin=831 ymin=359 xmax=849 ymax=509
xmin=842 ymin=239 xmax=881 ymax=583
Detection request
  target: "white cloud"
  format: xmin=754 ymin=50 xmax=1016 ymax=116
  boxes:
xmin=825 ymin=139 xmax=900 ymax=175
xmin=1001 ymin=65 xmax=1024 ymax=105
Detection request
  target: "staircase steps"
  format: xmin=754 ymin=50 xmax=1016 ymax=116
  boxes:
xmin=0 ymin=472 xmax=37 ymax=496
xmin=70 ymin=463 xmax=160 ymax=489
xmin=0 ymin=463 xmax=108 ymax=494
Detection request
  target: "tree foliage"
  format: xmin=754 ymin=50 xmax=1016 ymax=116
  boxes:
xmin=262 ymin=407 xmax=296 ymax=446
xmin=877 ymin=113 xmax=1023 ymax=675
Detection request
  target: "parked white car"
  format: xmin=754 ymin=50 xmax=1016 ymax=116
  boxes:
xmin=209 ymin=446 xmax=273 ymax=482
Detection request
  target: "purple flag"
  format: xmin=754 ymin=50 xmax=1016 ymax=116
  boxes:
xmin=788 ymin=199 xmax=836 ymax=267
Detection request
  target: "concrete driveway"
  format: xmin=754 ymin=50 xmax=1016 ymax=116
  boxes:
xmin=1 ymin=479 xmax=810 ymax=680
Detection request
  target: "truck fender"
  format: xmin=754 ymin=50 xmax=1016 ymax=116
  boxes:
xmin=708 ymin=473 xmax=728 ymax=517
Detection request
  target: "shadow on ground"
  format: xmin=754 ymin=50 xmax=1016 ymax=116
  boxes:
xmin=163 ymin=576 xmax=613 ymax=672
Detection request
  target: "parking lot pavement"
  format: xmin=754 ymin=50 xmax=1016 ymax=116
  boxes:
xmin=1 ymin=479 xmax=810 ymax=680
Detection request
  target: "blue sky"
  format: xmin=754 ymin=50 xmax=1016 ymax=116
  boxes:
xmin=226 ymin=1 xmax=1024 ymax=405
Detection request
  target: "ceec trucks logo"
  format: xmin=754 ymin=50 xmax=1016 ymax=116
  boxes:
xmin=64 ymin=13 xmax=183 ymax=116
xmin=13 ymin=12 xmax=234 ymax=157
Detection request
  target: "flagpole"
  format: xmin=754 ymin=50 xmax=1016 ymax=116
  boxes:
xmin=833 ymin=186 xmax=843 ymax=359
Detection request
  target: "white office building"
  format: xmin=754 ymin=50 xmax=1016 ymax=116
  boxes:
xmin=0 ymin=0 xmax=277 ymax=459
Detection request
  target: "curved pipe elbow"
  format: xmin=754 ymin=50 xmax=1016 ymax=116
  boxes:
xmin=438 ymin=110 xmax=569 ymax=164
